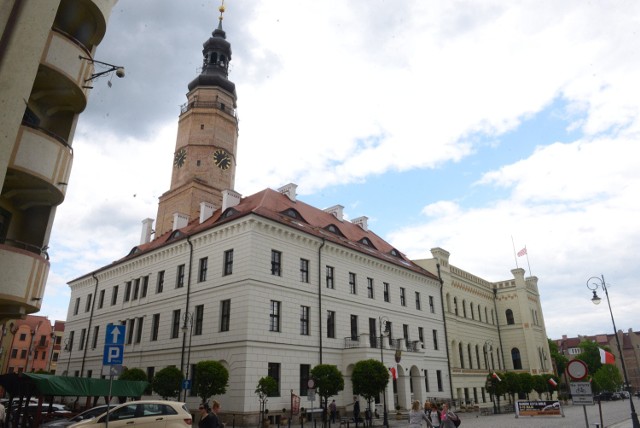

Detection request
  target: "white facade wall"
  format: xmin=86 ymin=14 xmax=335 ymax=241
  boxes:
xmin=62 ymin=214 xmax=449 ymax=421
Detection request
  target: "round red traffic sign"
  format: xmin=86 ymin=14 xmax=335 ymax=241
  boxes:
xmin=567 ymin=359 xmax=588 ymax=380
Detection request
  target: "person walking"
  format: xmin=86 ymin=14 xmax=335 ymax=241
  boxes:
xmin=330 ymin=400 xmax=337 ymax=423
xmin=210 ymin=400 xmax=224 ymax=428
xmin=408 ymin=400 xmax=431 ymax=428
xmin=198 ymin=404 xmax=215 ymax=428
xmin=439 ymin=403 xmax=458 ymax=428
xmin=427 ymin=403 xmax=440 ymax=428
xmin=353 ymin=397 xmax=361 ymax=425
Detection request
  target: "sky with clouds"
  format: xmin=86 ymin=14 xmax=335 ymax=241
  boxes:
xmin=40 ymin=0 xmax=640 ymax=341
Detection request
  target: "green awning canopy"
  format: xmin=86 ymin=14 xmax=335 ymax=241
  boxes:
xmin=0 ymin=373 xmax=148 ymax=398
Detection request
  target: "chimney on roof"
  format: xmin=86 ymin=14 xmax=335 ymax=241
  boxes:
xmin=200 ymin=202 xmax=215 ymax=223
xmin=352 ymin=216 xmax=368 ymax=231
xmin=140 ymin=218 xmax=154 ymax=244
xmin=324 ymin=205 xmax=344 ymax=221
xmin=222 ymin=189 xmax=242 ymax=211
xmin=278 ymin=183 xmax=298 ymax=202
xmin=172 ymin=213 xmax=189 ymax=231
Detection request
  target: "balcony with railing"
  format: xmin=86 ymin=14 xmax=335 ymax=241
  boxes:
xmin=180 ymin=100 xmax=238 ymax=119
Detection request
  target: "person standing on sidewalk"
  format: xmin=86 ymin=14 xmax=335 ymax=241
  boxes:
xmin=409 ymin=400 xmax=432 ymax=428
xmin=439 ymin=403 xmax=458 ymax=428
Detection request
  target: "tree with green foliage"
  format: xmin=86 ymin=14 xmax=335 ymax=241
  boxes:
xmin=255 ymin=376 xmax=278 ymax=424
xmin=575 ymin=340 xmax=607 ymax=375
xmin=119 ymin=367 xmax=149 ymax=396
xmin=152 ymin=366 xmax=183 ymax=400
xmin=548 ymin=339 xmax=568 ymax=376
xmin=352 ymin=360 xmax=389 ymax=418
xmin=593 ymin=364 xmax=623 ymax=393
xmin=531 ymin=375 xmax=548 ymax=399
xmin=517 ymin=372 xmax=533 ymax=398
xmin=502 ymin=371 xmax=521 ymax=403
xmin=195 ymin=360 xmax=229 ymax=404
xmin=311 ymin=364 xmax=344 ymax=420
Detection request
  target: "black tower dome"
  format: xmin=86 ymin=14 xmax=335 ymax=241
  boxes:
xmin=188 ymin=5 xmax=236 ymax=98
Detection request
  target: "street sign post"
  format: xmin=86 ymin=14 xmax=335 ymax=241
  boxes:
xmin=103 ymin=324 xmax=125 ymax=366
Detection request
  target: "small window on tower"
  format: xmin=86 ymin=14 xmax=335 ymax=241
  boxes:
xmin=200 ymin=124 xmax=204 ymax=129
xmin=197 ymin=160 xmax=201 ymax=166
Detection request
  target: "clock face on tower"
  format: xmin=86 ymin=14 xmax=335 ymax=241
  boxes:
xmin=174 ymin=148 xmax=187 ymax=168
xmin=213 ymin=149 xmax=231 ymax=170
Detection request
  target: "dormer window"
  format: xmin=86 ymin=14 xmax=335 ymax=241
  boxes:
xmin=169 ymin=230 xmax=184 ymax=241
xmin=127 ymin=247 xmax=141 ymax=256
xmin=389 ymin=248 xmax=401 ymax=257
xmin=324 ymin=224 xmax=344 ymax=237
xmin=359 ymin=237 xmax=376 ymax=248
xmin=222 ymin=208 xmax=238 ymax=219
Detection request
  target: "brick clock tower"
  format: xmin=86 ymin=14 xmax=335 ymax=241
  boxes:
xmin=156 ymin=5 xmax=238 ymax=237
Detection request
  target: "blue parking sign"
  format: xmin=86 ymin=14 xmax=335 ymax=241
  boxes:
xmin=103 ymin=324 xmax=125 ymax=365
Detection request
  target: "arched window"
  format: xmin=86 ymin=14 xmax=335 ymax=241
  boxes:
xmin=485 ymin=307 xmax=488 ymax=324
xmin=446 ymin=293 xmax=451 ymax=313
xmin=470 ymin=303 xmax=475 ymax=320
xmin=491 ymin=309 xmax=495 ymax=325
xmin=511 ymin=348 xmax=522 ymax=370
xmin=506 ymin=309 xmax=515 ymax=325
xmin=462 ymin=300 xmax=467 ymax=318
xmin=475 ymin=345 xmax=481 ymax=369
xmin=454 ymin=298 xmax=459 ymax=316
xmin=459 ymin=342 xmax=465 ymax=368
xmin=467 ymin=344 xmax=473 ymax=368
xmin=478 ymin=306 xmax=481 ymax=322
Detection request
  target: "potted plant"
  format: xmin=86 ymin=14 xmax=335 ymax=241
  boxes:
xmin=395 ymin=405 xmax=403 ymax=420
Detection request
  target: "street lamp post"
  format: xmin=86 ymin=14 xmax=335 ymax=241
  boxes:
xmin=484 ymin=341 xmax=497 ymax=414
xmin=181 ymin=312 xmax=194 ymax=402
xmin=379 ymin=316 xmax=390 ymax=428
xmin=587 ymin=275 xmax=640 ymax=428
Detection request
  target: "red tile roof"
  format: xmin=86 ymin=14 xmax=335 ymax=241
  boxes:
xmin=79 ymin=188 xmax=437 ymax=281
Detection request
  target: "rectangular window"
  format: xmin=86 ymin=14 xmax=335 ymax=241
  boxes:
xmin=67 ymin=331 xmax=75 ymax=352
xmin=300 ymin=306 xmax=310 ymax=335
xmin=198 ymin=257 xmax=208 ymax=282
xmin=151 ymin=314 xmax=160 ymax=341
xmin=79 ymin=328 xmax=86 ymax=351
xmin=147 ymin=367 xmax=155 ymax=385
xmin=176 ymin=264 xmax=185 ymax=288
xmin=432 ymin=329 xmax=439 ymax=350
xmin=349 ymin=272 xmax=357 ymax=294
xmin=135 ymin=317 xmax=144 ymax=343
xmin=92 ymin=326 xmax=99 ymax=349
xmin=403 ymin=324 xmax=410 ymax=343
xmin=436 ymin=370 xmax=443 ymax=391
xmin=157 ymin=271 xmax=165 ymax=293
xmin=424 ymin=370 xmax=430 ymax=392
xmin=270 ymin=300 xmax=281 ymax=332
xmin=300 ymin=258 xmax=309 ymax=283
xmin=400 ymin=287 xmax=406 ymax=306
xmin=327 ymin=310 xmax=335 ymax=338
xmin=300 ymin=364 xmax=311 ymax=396
xmin=124 ymin=281 xmax=131 ymax=302
xmin=11 ymin=348 xmax=17 ymax=358
xmin=418 ymin=327 xmax=424 ymax=347
xmin=383 ymin=282 xmax=389 ymax=302
xmin=111 ymin=285 xmax=119 ymax=305
xmin=367 ymin=278 xmax=374 ymax=299
xmin=171 ymin=309 xmax=181 ymax=338
xmin=369 ymin=318 xmax=377 ymax=348
xmin=267 ymin=362 xmax=281 ymax=396
xmin=271 ymin=250 xmax=282 ymax=276
xmin=20 ymin=349 xmax=27 ymax=359
xmin=141 ymin=275 xmax=149 ymax=298
xmin=85 ymin=294 xmax=92 ymax=312
xmin=325 ymin=266 xmax=334 ymax=289
xmin=127 ymin=319 xmax=135 ymax=344
xmin=133 ymin=278 xmax=140 ymax=300
xmin=429 ymin=296 xmax=435 ymax=313
xmin=220 ymin=299 xmax=231 ymax=332
xmin=195 ymin=304 xmax=204 ymax=335
xmin=350 ymin=315 xmax=358 ymax=340
xmin=415 ymin=292 xmax=421 ymax=310
xmin=98 ymin=290 xmax=105 ymax=309
xmin=223 ymin=249 xmax=234 ymax=276
xmin=73 ymin=297 xmax=80 ymax=315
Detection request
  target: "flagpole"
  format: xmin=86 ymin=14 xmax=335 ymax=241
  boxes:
xmin=511 ymin=236 xmax=519 ymax=268
xmin=524 ymin=246 xmax=532 ymax=277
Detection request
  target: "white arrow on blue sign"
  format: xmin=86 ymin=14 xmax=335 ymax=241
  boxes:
xmin=103 ymin=324 xmax=126 ymax=365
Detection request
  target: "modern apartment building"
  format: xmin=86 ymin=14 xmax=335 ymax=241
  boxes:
xmin=0 ymin=0 xmax=119 ymax=321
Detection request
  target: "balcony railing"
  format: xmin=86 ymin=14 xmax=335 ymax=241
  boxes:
xmin=343 ymin=336 xmax=422 ymax=353
xmin=180 ymin=100 xmax=238 ymax=118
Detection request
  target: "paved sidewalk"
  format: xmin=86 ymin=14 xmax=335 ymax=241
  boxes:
xmin=363 ymin=397 xmax=639 ymax=428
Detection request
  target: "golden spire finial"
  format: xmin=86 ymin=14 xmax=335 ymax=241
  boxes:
xmin=218 ymin=0 xmax=225 ymax=22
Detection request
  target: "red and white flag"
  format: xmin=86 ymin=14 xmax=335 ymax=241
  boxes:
xmin=600 ymin=348 xmax=615 ymax=364
xmin=517 ymin=247 xmax=527 ymax=257
xmin=492 ymin=372 xmax=501 ymax=382
xmin=548 ymin=378 xmax=558 ymax=387
xmin=389 ymin=367 xmax=397 ymax=380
